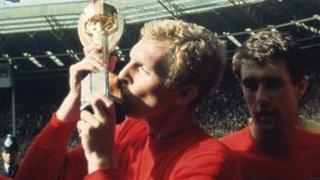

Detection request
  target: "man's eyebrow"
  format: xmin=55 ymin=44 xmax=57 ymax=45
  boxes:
xmin=262 ymin=76 xmax=283 ymax=81
xmin=242 ymin=75 xmax=282 ymax=81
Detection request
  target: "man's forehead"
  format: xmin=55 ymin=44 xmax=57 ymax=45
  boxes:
xmin=240 ymin=60 xmax=288 ymax=80
xmin=132 ymin=37 xmax=171 ymax=50
xmin=129 ymin=38 xmax=171 ymax=62
xmin=241 ymin=73 xmax=283 ymax=82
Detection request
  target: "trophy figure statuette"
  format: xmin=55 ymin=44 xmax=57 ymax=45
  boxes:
xmin=77 ymin=1 xmax=125 ymax=122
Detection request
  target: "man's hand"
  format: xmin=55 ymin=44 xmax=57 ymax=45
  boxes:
xmin=77 ymin=95 xmax=116 ymax=173
xmin=69 ymin=45 xmax=108 ymax=96
xmin=56 ymin=44 xmax=116 ymax=123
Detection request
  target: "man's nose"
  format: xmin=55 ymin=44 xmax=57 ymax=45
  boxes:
xmin=256 ymin=84 xmax=270 ymax=104
xmin=118 ymin=63 xmax=133 ymax=85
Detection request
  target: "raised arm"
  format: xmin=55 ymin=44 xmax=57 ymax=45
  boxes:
xmin=15 ymin=45 xmax=111 ymax=180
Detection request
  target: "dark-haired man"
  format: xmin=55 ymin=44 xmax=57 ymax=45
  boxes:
xmin=221 ymin=30 xmax=320 ymax=179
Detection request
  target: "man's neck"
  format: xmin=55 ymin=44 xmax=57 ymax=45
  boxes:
xmin=250 ymin=121 xmax=296 ymax=157
xmin=147 ymin=107 xmax=197 ymax=140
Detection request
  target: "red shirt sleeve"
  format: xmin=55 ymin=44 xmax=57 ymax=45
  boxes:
xmin=15 ymin=113 xmax=78 ymax=180
xmin=15 ymin=115 xmax=139 ymax=180
xmin=0 ymin=176 xmax=13 ymax=180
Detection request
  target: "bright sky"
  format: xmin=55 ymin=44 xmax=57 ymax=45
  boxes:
xmin=2 ymin=0 xmax=89 ymax=7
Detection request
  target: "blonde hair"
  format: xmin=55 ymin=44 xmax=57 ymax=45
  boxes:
xmin=141 ymin=19 xmax=226 ymax=106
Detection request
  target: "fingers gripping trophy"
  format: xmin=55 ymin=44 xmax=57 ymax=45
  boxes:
xmin=78 ymin=1 xmax=125 ymax=122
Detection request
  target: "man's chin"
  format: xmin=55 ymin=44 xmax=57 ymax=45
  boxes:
xmin=257 ymin=123 xmax=279 ymax=132
xmin=255 ymin=116 xmax=279 ymax=131
xmin=258 ymin=123 xmax=277 ymax=131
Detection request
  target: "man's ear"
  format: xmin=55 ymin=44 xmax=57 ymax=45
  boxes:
xmin=296 ymin=75 xmax=309 ymax=100
xmin=175 ymin=85 xmax=198 ymax=106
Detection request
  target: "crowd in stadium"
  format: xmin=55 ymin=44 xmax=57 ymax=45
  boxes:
xmin=0 ymin=64 xmax=319 ymax=171
xmin=197 ymin=70 xmax=248 ymax=137
xmin=0 ymin=46 xmax=319 ymax=179
xmin=300 ymin=67 xmax=320 ymax=121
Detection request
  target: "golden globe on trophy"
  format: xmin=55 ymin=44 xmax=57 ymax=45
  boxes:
xmin=77 ymin=1 xmax=125 ymax=122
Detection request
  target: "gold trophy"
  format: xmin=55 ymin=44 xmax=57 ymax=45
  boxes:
xmin=78 ymin=1 xmax=125 ymax=122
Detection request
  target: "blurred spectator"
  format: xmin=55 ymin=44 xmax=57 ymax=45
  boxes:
xmin=1 ymin=134 xmax=18 ymax=178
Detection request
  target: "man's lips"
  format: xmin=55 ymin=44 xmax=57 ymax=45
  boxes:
xmin=257 ymin=115 xmax=277 ymax=124
xmin=255 ymin=111 xmax=278 ymax=124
